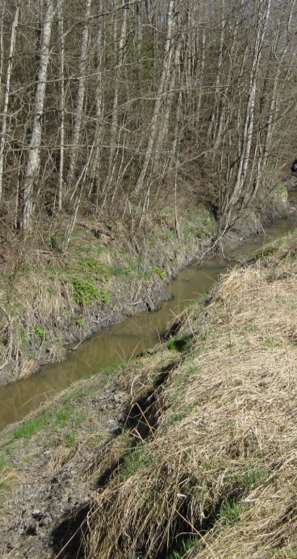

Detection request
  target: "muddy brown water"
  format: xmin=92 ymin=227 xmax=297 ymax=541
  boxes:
xmin=0 ymin=216 xmax=296 ymax=432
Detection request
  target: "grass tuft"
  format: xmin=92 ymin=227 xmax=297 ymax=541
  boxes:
xmin=71 ymin=277 xmax=110 ymax=306
xmin=167 ymin=335 xmax=192 ymax=352
xmin=121 ymin=444 xmax=153 ymax=479
xmin=219 ymin=498 xmax=243 ymax=527
xmin=14 ymin=412 xmax=51 ymax=439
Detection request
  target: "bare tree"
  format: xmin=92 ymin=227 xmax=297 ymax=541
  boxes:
xmin=0 ymin=0 xmax=6 ymax=109
xmin=67 ymin=0 xmax=92 ymax=198
xmin=57 ymin=0 xmax=65 ymax=211
xmin=19 ymin=0 xmax=56 ymax=231
xmin=88 ymin=0 xmax=105 ymax=207
xmin=221 ymin=0 xmax=272 ymax=228
xmin=0 ymin=1 xmax=20 ymax=201
xmin=134 ymin=0 xmax=177 ymax=196
xmin=0 ymin=0 xmax=295 ymax=243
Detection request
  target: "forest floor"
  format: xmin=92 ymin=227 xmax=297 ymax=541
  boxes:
xmin=1 ymin=226 xmax=297 ymax=558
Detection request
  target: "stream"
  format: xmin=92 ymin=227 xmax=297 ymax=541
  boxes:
xmin=0 ymin=215 xmax=296 ymax=432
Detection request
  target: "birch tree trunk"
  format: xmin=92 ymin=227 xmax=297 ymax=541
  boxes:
xmin=207 ymin=0 xmax=226 ymax=145
xmin=57 ymin=0 xmax=65 ymax=211
xmin=134 ymin=0 xmax=176 ymax=195
xmin=68 ymin=0 xmax=92 ymax=197
xmin=249 ymin=0 xmax=296 ymax=203
xmin=88 ymin=0 xmax=104 ymax=206
xmin=155 ymin=37 xmax=181 ymax=174
xmin=0 ymin=0 xmax=6 ymax=109
xmin=104 ymin=0 xmax=129 ymax=195
xmin=0 ymin=1 xmax=20 ymax=201
xmin=221 ymin=0 xmax=272 ymax=229
xmin=196 ymin=27 xmax=206 ymax=135
xmin=19 ymin=0 xmax=55 ymax=232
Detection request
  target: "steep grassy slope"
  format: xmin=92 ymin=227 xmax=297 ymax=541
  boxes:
xmin=1 ymin=228 xmax=297 ymax=558
xmin=79 ymin=231 xmax=297 ymax=559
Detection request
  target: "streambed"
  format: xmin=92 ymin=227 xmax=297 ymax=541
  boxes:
xmin=0 ymin=216 xmax=296 ymax=432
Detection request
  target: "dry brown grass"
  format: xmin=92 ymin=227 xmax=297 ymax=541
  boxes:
xmin=0 ymin=204 xmax=215 ymax=386
xmin=189 ymin=456 xmax=297 ymax=558
xmin=84 ymin=243 xmax=297 ymax=558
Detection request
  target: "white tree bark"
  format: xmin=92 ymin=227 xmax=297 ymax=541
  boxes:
xmin=20 ymin=0 xmax=55 ymax=231
xmin=88 ymin=0 xmax=104 ymax=204
xmin=68 ymin=0 xmax=92 ymax=196
xmin=156 ymin=37 xmax=181 ymax=170
xmin=0 ymin=1 xmax=20 ymax=201
xmin=0 ymin=0 xmax=6 ymax=109
xmin=207 ymin=0 xmax=226 ymax=144
xmin=134 ymin=0 xmax=176 ymax=195
xmin=105 ymin=0 xmax=129 ymax=193
xmin=58 ymin=0 xmax=65 ymax=211
xmin=222 ymin=0 xmax=272 ymax=227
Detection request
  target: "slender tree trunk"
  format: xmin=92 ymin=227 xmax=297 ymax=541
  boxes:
xmin=89 ymin=0 xmax=105 ymax=206
xmin=207 ymin=0 xmax=226 ymax=145
xmin=156 ymin=37 xmax=181 ymax=173
xmin=196 ymin=27 xmax=206 ymax=135
xmin=68 ymin=0 xmax=92 ymax=197
xmin=0 ymin=0 xmax=6 ymax=108
xmin=19 ymin=0 xmax=55 ymax=231
xmin=57 ymin=0 xmax=65 ymax=211
xmin=105 ymin=0 xmax=129 ymax=194
xmin=249 ymin=0 xmax=296 ymax=203
xmin=134 ymin=0 xmax=176 ymax=195
xmin=222 ymin=0 xmax=272 ymax=228
xmin=0 ymin=1 xmax=20 ymax=201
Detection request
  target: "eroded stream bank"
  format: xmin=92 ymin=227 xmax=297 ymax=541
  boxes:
xmin=2 ymin=217 xmax=297 ymax=559
xmin=0 ymin=215 xmax=296 ymax=432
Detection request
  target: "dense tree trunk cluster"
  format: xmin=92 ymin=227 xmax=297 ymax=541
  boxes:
xmin=0 ymin=0 xmax=296 ymax=238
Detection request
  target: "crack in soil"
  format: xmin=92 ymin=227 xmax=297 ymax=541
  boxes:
xmin=49 ymin=362 xmax=178 ymax=559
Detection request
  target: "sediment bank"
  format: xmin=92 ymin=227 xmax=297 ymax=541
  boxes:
xmin=1 ymin=225 xmax=297 ymax=558
xmin=0 ymin=187 xmax=289 ymax=388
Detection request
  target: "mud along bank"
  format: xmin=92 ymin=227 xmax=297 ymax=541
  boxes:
xmin=1 ymin=225 xmax=297 ymax=558
xmin=0 ymin=207 xmax=295 ymax=431
xmin=0 ymin=184 xmax=291 ymax=390
xmin=0 ymin=205 xmax=218 ymax=387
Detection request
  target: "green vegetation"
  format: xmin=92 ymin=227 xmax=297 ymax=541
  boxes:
xmin=34 ymin=326 xmax=47 ymax=341
xmin=167 ymin=405 xmax=193 ymax=425
xmin=75 ymin=316 xmax=86 ymax=328
xmin=219 ymin=498 xmax=243 ymax=527
xmin=0 ymin=472 xmax=14 ymax=498
xmin=13 ymin=403 xmax=85 ymax=440
xmin=269 ymin=547 xmax=297 ymax=558
xmin=64 ymin=432 xmax=76 ymax=448
xmin=169 ymin=537 xmax=197 ymax=559
xmin=167 ymin=335 xmax=192 ymax=352
xmin=111 ymin=265 xmax=133 ymax=277
xmin=48 ymin=236 xmax=61 ymax=252
xmin=184 ymin=207 xmax=216 ymax=240
xmin=14 ymin=412 xmax=51 ymax=439
xmin=263 ymin=336 xmax=283 ymax=349
xmin=71 ymin=277 xmax=110 ymax=306
xmin=121 ymin=445 xmax=154 ymax=479
xmin=0 ymin=454 xmax=10 ymax=471
xmin=78 ymin=256 xmax=106 ymax=273
xmin=244 ymin=321 xmax=257 ymax=333
xmin=241 ymin=466 xmax=268 ymax=490
xmin=153 ymin=266 xmax=167 ymax=280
